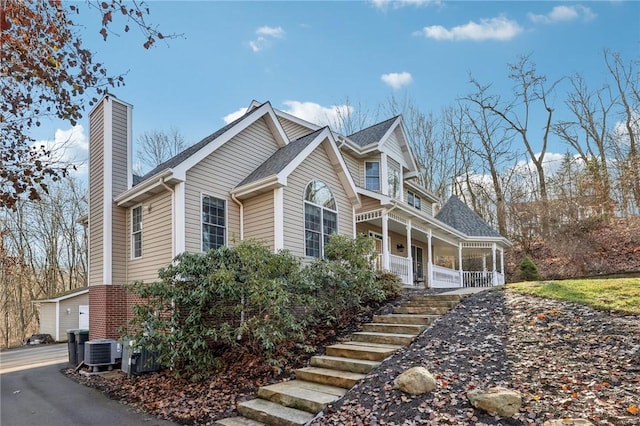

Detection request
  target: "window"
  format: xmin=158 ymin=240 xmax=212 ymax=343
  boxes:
xmin=202 ymin=196 xmax=225 ymax=251
xmin=408 ymin=191 xmax=421 ymax=210
xmin=388 ymin=165 xmax=400 ymax=198
xmin=304 ymin=181 xmax=337 ymax=257
xmin=131 ymin=206 xmax=142 ymax=258
xmin=365 ymin=162 xmax=380 ymax=191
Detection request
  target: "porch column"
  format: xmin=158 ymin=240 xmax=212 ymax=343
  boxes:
xmin=500 ymin=248 xmax=505 ymax=275
xmin=492 ymin=243 xmax=498 ymax=286
xmin=427 ymin=230 xmax=433 ymax=289
xmin=382 ymin=212 xmax=390 ymax=270
xmin=458 ymin=242 xmax=463 ymax=287
xmin=482 ymin=254 xmax=487 ymax=272
xmin=406 ymin=220 xmax=413 ymax=285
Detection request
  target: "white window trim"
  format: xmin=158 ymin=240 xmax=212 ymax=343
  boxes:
xmin=303 ymin=180 xmax=338 ymax=258
xmin=131 ymin=204 xmax=143 ymax=259
xmin=200 ymin=193 xmax=227 ymax=253
xmin=364 ymin=160 xmax=381 ymax=192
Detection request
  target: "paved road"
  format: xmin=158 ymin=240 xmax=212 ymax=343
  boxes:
xmin=1 ymin=344 xmax=176 ymax=426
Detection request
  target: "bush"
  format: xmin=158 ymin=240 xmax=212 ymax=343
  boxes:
xmin=519 ymin=256 xmax=540 ymax=281
xmin=375 ymin=270 xmax=404 ymax=300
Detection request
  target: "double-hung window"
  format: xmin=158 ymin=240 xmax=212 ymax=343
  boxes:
xmin=408 ymin=191 xmax=421 ymax=210
xmin=365 ymin=162 xmax=380 ymax=191
xmin=131 ymin=206 xmax=142 ymax=258
xmin=388 ymin=165 xmax=400 ymax=199
xmin=202 ymin=195 xmax=226 ymax=251
xmin=304 ymin=181 xmax=337 ymax=258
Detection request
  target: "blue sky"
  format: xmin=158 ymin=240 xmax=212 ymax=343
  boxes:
xmin=35 ymin=0 xmax=639 ymax=176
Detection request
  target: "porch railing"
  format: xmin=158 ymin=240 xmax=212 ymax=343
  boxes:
xmin=389 ymin=254 xmax=411 ymax=285
xmin=463 ymin=271 xmax=505 ymax=287
xmin=431 ymin=265 xmax=460 ymax=288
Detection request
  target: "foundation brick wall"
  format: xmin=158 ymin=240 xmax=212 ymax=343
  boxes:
xmin=89 ymin=285 xmax=128 ymax=339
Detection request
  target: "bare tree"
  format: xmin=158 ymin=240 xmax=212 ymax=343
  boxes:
xmin=136 ymin=128 xmax=187 ymax=174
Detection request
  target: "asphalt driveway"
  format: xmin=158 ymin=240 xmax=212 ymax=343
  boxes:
xmin=1 ymin=344 xmax=176 ymax=426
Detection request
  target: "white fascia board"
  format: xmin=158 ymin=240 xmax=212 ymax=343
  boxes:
xmin=114 ymin=170 xmax=173 ymax=206
xmin=356 ymin=188 xmax=392 ymax=205
xmin=463 ymin=235 xmax=513 ymax=248
xmin=321 ymin=139 xmax=360 ymax=207
xmin=34 ymin=288 xmax=90 ymax=303
xmin=395 ymin=117 xmax=420 ymax=172
xmin=231 ymin=176 xmax=282 ymax=199
xmin=173 ymin=103 xmax=286 ymax=176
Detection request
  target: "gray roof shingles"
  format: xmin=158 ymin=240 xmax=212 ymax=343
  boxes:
xmin=347 ymin=116 xmax=398 ymax=147
xmin=236 ymin=128 xmax=326 ymax=188
xmin=435 ymin=195 xmax=502 ymax=238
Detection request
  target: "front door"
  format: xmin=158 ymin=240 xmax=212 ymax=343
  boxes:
xmin=79 ymin=305 xmax=89 ymax=329
xmin=412 ymin=246 xmax=423 ymax=282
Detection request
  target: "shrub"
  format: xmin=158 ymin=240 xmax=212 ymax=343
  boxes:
xmin=375 ymin=270 xmax=404 ymax=300
xmin=519 ymin=256 xmax=540 ymax=281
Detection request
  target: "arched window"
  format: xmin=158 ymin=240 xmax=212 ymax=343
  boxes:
xmin=304 ymin=180 xmax=337 ymax=257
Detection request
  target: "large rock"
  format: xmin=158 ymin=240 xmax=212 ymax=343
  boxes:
xmin=543 ymin=420 xmax=593 ymax=426
xmin=393 ymin=366 xmax=436 ymax=395
xmin=467 ymin=386 xmax=522 ymax=417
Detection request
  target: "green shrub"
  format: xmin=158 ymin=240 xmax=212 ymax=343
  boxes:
xmin=375 ymin=270 xmax=404 ymax=300
xmin=519 ymin=256 xmax=540 ymax=281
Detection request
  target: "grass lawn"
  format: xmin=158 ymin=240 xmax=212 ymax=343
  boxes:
xmin=508 ymin=277 xmax=640 ymax=315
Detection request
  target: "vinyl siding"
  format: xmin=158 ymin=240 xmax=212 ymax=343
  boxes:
xmin=243 ymin=191 xmax=275 ymax=250
xmin=58 ymin=294 xmax=89 ymax=339
xmin=382 ymin=127 xmax=407 ymax=168
xmin=342 ymin=151 xmax=360 ymax=188
xmin=127 ymin=191 xmax=173 ymax=283
xmin=38 ymin=304 xmax=56 ymax=337
xmin=111 ymin=101 xmax=129 ymax=196
xmin=283 ymin=142 xmax=354 ymax=259
xmin=89 ymin=102 xmax=104 ymax=286
xmin=405 ymin=188 xmax=433 ymax=216
xmin=357 ymin=195 xmax=383 ymax=212
xmin=184 ymin=117 xmax=281 ymax=253
xmin=279 ymin=116 xmax=314 ymax=140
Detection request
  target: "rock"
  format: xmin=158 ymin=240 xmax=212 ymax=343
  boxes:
xmin=467 ymin=386 xmax=522 ymax=417
xmin=543 ymin=420 xmax=594 ymax=426
xmin=393 ymin=366 xmax=436 ymax=395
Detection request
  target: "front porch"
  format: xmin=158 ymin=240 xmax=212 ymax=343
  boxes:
xmin=357 ymin=208 xmax=507 ymax=288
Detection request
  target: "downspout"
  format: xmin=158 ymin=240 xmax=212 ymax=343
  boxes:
xmin=160 ymin=179 xmax=175 ymax=257
xmin=230 ymin=193 xmax=245 ymax=340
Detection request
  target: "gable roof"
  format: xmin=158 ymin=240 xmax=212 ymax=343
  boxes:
xmin=435 ymin=195 xmax=502 ymax=238
xmin=347 ymin=116 xmax=399 ymax=147
xmin=32 ymin=287 xmax=89 ymax=303
xmin=237 ymin=128 xmax=324 ymax=187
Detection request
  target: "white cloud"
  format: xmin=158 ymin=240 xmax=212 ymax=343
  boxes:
xmin=281 ymin=100 xmax=353 ymax=128
xmin=381 ymin=72 xmax=413 ymax=89
xmin=414 ymin=15 xmax=523 ymax=41
xmin=529 ymin=5 xmax=596 ymax=24
xmin=34 ymin=124 xmax=89 ymax=176
xmin=248 ymin=26 xmax=285 ymax=52
xmin=372 ymin=0 xmax=438 ymax=10
xmin=222 ymin=107 xmax=248 ymax=124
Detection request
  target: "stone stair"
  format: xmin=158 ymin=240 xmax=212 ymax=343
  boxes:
xmin=214 ymin=293 xmax=462 ymax=426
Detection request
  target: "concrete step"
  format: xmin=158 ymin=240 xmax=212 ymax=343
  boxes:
xmin=237 ymin=398 xmax=314 ymax=426
xmin=394 ymin=306 xmax=451 ymax=315
xmin=372 ymin=314 xmax=438 ymax=325
xmin=214 ymin=417 xmax=265 ymax=426
xmin=295 ymin=367 xmax=366 ymax=389
xmin=325 ymin=341 xmax=401 ymax=361
xmin=409 ymin=294 xmax=462 ymax=302
xmin=404 ymin=300 xmax=458 ymax=308
xmin=310 ymin=355 xmax=380 ymax=374
xmin=258 ymin=380 xmax=345 ymax=413
xmin=351 ymin=331 xmax=417 ymax=346
xmin=362 ymin=322 xmax=427 ymax=335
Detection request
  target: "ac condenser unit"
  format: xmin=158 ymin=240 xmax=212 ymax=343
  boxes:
xmin=121 ymin=340 xmax=160 ymax=375
xmin=84 ymin=339 xmax=122 ymax=371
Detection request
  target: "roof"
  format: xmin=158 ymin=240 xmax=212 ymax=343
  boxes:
xmin=33 ymin=287 xmax=89 ymax=303
xmin=435 ymin=195 xmax=502 ymax=238
xmin=347 ymin=116 xmax=398 ymax=147
xmin=236 ymin=128 xmax=325 ymax=187
xmin=136 ymin=110 xmax=253 ymax=184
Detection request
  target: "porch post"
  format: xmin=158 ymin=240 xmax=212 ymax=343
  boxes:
xmin=427 ymin=230 xmax=433 ymax=288
xmin=492 ymin=243 xmax=498 ymax=286
xmin=381 ymin=212 xmax=390 ymax=270
xmin=406 ymin=220 xmax=413 ymax=286
xmin=500 ymin=248 xmax=505 ymax=275
xmin=458 ymin=242 xmax=463 ymax=287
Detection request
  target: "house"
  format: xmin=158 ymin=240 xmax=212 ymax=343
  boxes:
xmin=32 ymin=287 xmax=89 ymax=342
xmin=87 ymin=95 xmax=510 ymax=340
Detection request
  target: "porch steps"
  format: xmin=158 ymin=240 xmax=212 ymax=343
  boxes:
xmin=216 ymin=293 xmax=462 ymax=426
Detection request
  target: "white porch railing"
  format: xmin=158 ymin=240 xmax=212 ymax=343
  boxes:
xmin=431 ymin=265 xmax=460 ymax=288
xmin=389 ymin=254 xmax=411 ymax=285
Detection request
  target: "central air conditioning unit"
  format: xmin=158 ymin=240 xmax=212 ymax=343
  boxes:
xmin=121 ymin=340 xmax=161 ymax=375
xmin=84 ymin=339 xmax=122 ymax=371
